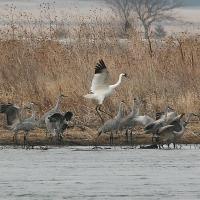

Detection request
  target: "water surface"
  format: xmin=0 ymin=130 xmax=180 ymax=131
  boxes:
xmin=0 ymin=146 xmax=200 ymax=200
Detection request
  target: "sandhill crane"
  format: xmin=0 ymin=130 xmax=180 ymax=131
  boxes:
xmin=153 ymin=113 xmax=185 ymax=148
xmin=171 ymin=113 xmax=197 ymax=148
xmin=46 ymin=111 xmax=73 ymax=144
xmin=24 ymin=102 xmax=37 ymax=123
xmin=37 ymin=94 xmax=66 ymax=129
xmin=84 ymin=59 xmax=127 ymax=123
xmin=0 ymin=103 xmax=20 ymax=126
xmin=12 ymin=102 xmax=38 ymax=147
xmin=118 ymin=98 xmax=141 ymax=144
xmin=144 ymin=106 xmax=178 ymax=141
xmin=96 ymin=101 xmax=125 ymax=146
xmin=119 ymin=98 xmax=154 ymax=145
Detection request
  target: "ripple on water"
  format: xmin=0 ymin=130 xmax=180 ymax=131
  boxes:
xmin=0 ymin=146 xmax=199 ymax=200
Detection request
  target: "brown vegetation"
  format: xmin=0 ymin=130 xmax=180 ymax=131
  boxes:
xmin=0 ymin=7 xmax=199 ymax=144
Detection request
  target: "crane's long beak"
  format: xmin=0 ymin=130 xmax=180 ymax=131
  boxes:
xmin=124 ymin=73 xmax=128 ymax=78
xmin=60 ymin=94 xmax=67 ymax=98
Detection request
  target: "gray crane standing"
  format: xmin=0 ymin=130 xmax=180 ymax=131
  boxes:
xmin=119 ymin=98 xmax=154 ymax=145
xmin=96 ymin=101 xmax=125 ymax=146
xmin=12 ymin=102 xmax=38 ymax=147
xmin=37 ymin=94 xmax=66 ymax=129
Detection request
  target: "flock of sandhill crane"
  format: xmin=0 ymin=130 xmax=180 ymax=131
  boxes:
xmin=0 ymin=59 xmax=199 ymax=148
xmin=0 ymin=95 xmax=73 ymax=147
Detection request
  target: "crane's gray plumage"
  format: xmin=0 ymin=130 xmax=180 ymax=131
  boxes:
xmin=97 ymin=101 xmax=125 ymax=145
xmin=12 ymin=102 xmax=38 ymax=146
xmin=119 ymin=98 xmax=141 ymax=131
xmin=144 ymin=106 xmax=177 ymax=135
xmin=37 ymin=94 xmax=66 ymax=128
xmin=0 ymin=103 xmax=20 ymax=126
xmin=155 ymin=113 xmax=190 ymax=148
xmin=172 ymin=113 xmax=197 ymax=146
xmin=46 ymin=111 xmax=73 ymax=143
xmin=118 ymin=98 xmax=154 ymax=144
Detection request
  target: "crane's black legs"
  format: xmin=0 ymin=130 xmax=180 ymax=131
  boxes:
xmin=98 ymin=106 xmax=113 ymax=118
xmin=95 ymin=105 xmax=104 ymax=123
xmin=23 ymin=132 xmax=30 ymax=148
xmin=95 ymin=105 xmax=113 ymax=124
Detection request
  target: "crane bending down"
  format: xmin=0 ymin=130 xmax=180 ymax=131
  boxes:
xmin=84 ymin=59 xmax=127 ymax=123
xmin=170 ymin=113 xmax=197 ymax=148
xmin=96 ymin=101 xmax=125 ymax=146
xmin=46 ymin=111 xmax=73 ymax=144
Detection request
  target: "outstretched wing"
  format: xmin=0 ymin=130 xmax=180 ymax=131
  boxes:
xmin=64 ymin=111 xmax=73 ymax=121
xmin=158 ymin=125 xmax=174 ymax=135
xmin=48 ymin=113 xmax=63 ymax=122
xmin=135 ymin=115 xmax=155 ymax=127
xmin=90 ymin=59 xmax=110 ymax=93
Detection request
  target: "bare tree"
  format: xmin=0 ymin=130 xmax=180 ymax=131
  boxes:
xmin=131 ymin=0 xmax=180 ymax=56
xmin=105 ymin=0 xmax=134 ymax=32
xmin=133 ymin=0 xmax=180 ymax=39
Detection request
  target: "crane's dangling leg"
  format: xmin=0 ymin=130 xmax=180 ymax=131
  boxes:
xmin=98 ymin=106 xmax=113 ymax=118
xmin=95 ymin=105 xmax=104 ymax=123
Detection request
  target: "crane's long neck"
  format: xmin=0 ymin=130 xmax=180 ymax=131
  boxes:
xmin=174 ymin=126 xmax=185 ymax=137
xmin=132 ymin=100 xmax=140 ymax=117
xmin=116 ymin=103 xmax=124 ymax=120
xmin=55 ymin=97 xmax=61 ymax=111
xmin=30 ymin=105 xmax=36 ymax=120
xmin=184 ymin=113 xmax=193 ymax=127
xmin=109 ymin=74 xmax=123 ymax=90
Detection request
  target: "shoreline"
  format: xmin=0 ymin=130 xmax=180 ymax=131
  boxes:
xmin=0 ymin=127 xmax=200 ymax=147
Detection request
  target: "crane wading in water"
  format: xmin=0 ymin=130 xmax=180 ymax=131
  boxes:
xmin=84 ymin=59 xmax=127 ymax=123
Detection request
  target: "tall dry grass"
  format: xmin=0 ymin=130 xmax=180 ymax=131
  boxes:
xmin=0 ymin=6 xmax=199 ymax=127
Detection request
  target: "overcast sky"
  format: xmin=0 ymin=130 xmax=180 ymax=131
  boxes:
xmin=182 ymin=0 xmax=200 ymax=6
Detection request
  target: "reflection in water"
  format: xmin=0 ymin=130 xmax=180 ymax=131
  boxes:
xmin=0 ymin=146 xmax=200 ymax=200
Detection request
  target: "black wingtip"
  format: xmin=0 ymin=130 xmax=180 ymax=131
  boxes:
xmin=64 ymin=111 xmax=73 ymax=121
xmin=95 ymin=59 xmax=107 ymax=74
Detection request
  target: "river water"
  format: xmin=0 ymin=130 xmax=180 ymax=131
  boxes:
xmin=0 ymin=146 xmax=200 ymax=200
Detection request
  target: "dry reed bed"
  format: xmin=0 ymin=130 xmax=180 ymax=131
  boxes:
xmin=0 ymin=17 xmax=199 ymax=128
